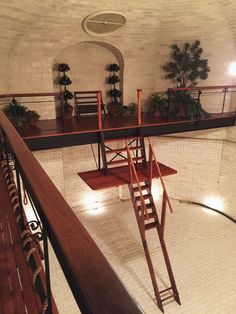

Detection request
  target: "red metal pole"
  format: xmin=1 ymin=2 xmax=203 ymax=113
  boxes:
xmin=137 ymin=89 xmax=142 ymax=126
xmin=97 ymin=91 xmax=102 ymax=130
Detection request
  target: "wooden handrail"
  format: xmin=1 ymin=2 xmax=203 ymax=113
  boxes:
xmin=0 ymin=92 xmax=61 ymax=99
xmin=148 ymin=138 xmax=173 ymax=213
xmin=0 ymin=111 xmax=142 ymax=314
xmin=74 ymin=90 xmax=101 ymax=94
xmin=168 ymin=84 xmax=236 ymax=92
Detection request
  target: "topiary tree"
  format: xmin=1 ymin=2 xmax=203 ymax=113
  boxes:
xmin=58 ymin=63 xmax=74 ymax=118
xmin=163 ymin=40 xmax=210 ymax=88
xmin=107 ymin=63 xmax=121 ymax=103
xmin=107 ymin=63 xmax=122 ymax=115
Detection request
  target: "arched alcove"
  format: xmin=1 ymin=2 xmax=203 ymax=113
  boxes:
xmin=52 ymin=41 xmax=124 ymax=110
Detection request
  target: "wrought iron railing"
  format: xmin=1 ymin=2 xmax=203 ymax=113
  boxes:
xmin=167 ymin=85 xmax=236 ymax=118
xmin=0 ymin=111 xmax=142 ymax=314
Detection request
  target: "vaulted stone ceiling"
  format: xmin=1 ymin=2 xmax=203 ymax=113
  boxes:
xmin=1 ymin=0 xmax=236 ymax=56
xmin=1 ymin=0 xmax=236 ymax=94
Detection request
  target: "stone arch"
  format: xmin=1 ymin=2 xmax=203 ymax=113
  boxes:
xmin=52 ymin=41 xmax=124 ymax=106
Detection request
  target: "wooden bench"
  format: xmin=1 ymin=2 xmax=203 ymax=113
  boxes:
xmin=74 ymin=90 xmax=106 ymax=117
xmin=0 ymin=162 xmax=58 ymax=314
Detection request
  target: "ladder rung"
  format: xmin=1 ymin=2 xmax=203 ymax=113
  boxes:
xmin=137 ymin=203 xmax=153 ymax=211
xmin=139 ymin=212 xmax=157 ymax=220
xmin=135 ymin=194 xmax=152 ymax=202
xmin=144 ymin=221 xmax=158 ymax=230
xmin=161 ymin=294 xmax=175 ymax=302
xmin=107 ymin=157 xmax=143 ymax=166
xmin=105 ymin=136 xmax=142 ymax=143
xmin=106 ymin=146 xmax=143 ymax=154
xmin=160 ymin=287 xmax=173 ymax=294
xmin=133 ymin=185 xmax=150 ymax=192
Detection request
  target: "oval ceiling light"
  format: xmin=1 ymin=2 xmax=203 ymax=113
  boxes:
xmin=82 ymin=11 xmax=126 ymax=36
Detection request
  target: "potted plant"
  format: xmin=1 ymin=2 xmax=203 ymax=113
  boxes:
xmin=58 ymin=63 xmax=74 ymax=119
xmin=27 ymin=110 xmax=40 ymax=126
xmin=3 ymin=99 xmax=28 ymax=129
xmin=122 ymin=103 xmax=137 ymax=117
xmin=106 ymin=63 xmax=122 ymax=116
xmin=163 ymin=40 xmax=210 ymax=121
xmin=146 ymin=94 xmax=168 ymax=118
xmin=3 ymin=99 xmax=41 ymax=129
xmin=63 ymin=102 xmax=73 ymax=119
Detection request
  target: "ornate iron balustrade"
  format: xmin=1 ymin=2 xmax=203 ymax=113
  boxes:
xmin=0 ymin=111 xmax=142 ymax=314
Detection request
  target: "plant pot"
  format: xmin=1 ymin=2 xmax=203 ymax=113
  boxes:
xmin=107 ymin=102 xmax=121 ymax=117
xmin=154 ymin=111 xmax=161 ymax=118
xmin=28 ymin=117 xmax=37 ymax=126
xmin=64 ymin=105 xmax=73 ymax=119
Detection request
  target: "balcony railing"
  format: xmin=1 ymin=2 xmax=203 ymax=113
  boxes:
xmin=167 ymin=85 xmax=236 ymax=115
xmin=0 ymin=111 xmax=142 ymax=314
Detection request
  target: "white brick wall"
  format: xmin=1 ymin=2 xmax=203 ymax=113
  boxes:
xmin=53 ymin=42 xmax=119 ymax=106
xmin=1 ymin=1 xmax=236 ymax=117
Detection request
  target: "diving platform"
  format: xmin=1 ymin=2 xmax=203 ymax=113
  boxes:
xmin=78 ymin=161 xmax=177 ymax=190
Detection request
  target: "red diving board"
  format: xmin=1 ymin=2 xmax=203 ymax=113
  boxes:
xmin=78 ymin=161 xmax=177 ymax=190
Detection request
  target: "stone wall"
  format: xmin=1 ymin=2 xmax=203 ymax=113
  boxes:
xmin=2 ymin=1 xmax=236 ymax=116
xmin=53 ymin=42 xmax=119 ymax=106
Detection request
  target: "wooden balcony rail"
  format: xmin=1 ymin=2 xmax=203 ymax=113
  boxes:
xmin=0 ymin=92 xmax=61 ymax=99
xmin=0 ymin=111 xmax=142 ymax=314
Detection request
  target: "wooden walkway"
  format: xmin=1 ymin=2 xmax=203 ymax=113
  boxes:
xmin=19 ymin=112 xmax=236 ymax=151
xmin=20 ymin=112 xmax=235 ymax=139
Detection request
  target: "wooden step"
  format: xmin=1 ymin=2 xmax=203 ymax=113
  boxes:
xmin=144 ymin=221 xmax=159 ymax=230
xmin=139 ymin=212 xmax=157 ymax=220
xmin=106 ymin=146 xmax=143 ymax=154
xmin=134 ymin=194 xmax=152 ymax=202
xmin=133 ymin=184 xmax=150 ymax=192
xmin=137 ymin=203 xmax=154 ymax=211
xmin=107 ymin=157 xmax=143 ymax=166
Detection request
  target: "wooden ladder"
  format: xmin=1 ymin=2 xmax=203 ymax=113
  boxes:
xmin=127 ymin=140 xmax=181 ymax=312
xmin=100 ymin=134 xmax=147 ymax=175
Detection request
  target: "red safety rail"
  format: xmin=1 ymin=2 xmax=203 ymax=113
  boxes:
xmin=137 ymin=89 xmax=142 ymax=126
xmin=148 ymin=138 xmax=173 ymax=213
xmin=97 ymin=91 xmax=102 ymax=130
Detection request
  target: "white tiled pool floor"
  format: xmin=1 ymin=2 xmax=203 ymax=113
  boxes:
xmin=75 ymin=198 xmax=236 ymax=314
